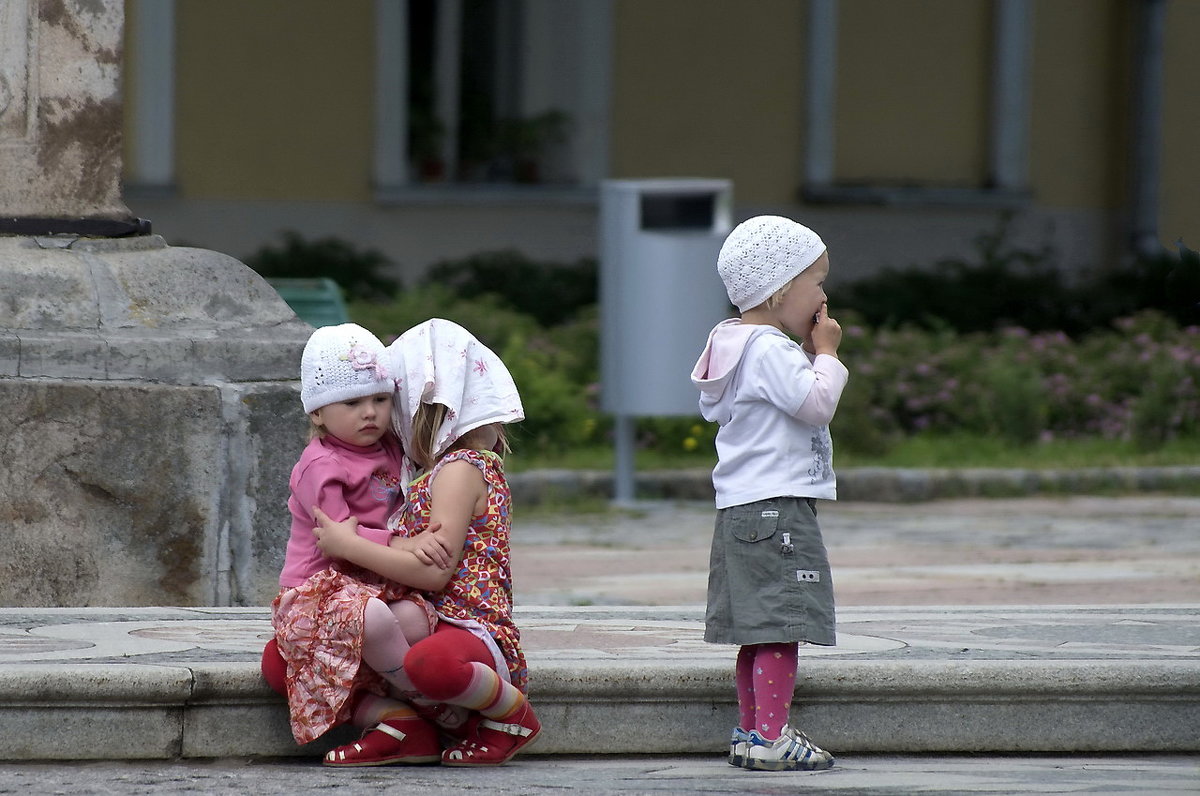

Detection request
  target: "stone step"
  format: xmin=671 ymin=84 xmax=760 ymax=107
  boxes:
xmin=0 ymin=605 xmax=1196 ymax=759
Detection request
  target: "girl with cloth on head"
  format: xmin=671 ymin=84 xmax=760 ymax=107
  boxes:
xmin=270 ymin=322 xmax=458 ymax=762
xmin=314 ymin=318 xmax=539 ymax=767
xmin=691 ymin=216 xmax=847 ymax=772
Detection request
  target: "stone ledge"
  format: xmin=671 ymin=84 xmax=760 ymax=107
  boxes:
xmin=1 ymin=659 xmax=1196 ymax=759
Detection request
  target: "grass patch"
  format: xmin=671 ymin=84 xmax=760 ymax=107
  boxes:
xmin=838 ymin=434 xmax=1200 ymax=469
xmin=508 ymin=433 xmax=1200 ymax=473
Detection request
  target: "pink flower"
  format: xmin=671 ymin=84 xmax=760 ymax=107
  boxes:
xmin=345 ymin=345 xmax=388 ymax=379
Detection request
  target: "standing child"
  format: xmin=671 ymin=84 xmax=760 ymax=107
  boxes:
xmin=314 ymin=318 xmax=538 ymax=767
xmin=272 ymin=322 xmax=453 ymax=763
xmin=691 ymin=216 xmax=848 ymax=772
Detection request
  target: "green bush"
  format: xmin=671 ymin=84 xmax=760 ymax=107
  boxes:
xmin=500 ymin=331 xmax=598 ymax=454
xmin=838 ymin=217 xmax=1076 ymax=334
xmin=838 ymin=216 xmax=1200 ymax=334
xmin=422 ymin=249 xmax=597 ymax=327
xmin=348 ymin=288 xmax=1199 ymax=460
xmin=334 ymin=234 xmax=1199 ymax=463
xmin=245 ymin=232 xmax=400 ymax=302
xmin=829 ymin=310 xmax=1199 ymax=454
xmin=348 ymin=285 xmax=600 ymax=456
xmin=348 ymin=284 xmax=540 ymax=349
xmin=1083 ymin=239 xmax=1200 ymax=330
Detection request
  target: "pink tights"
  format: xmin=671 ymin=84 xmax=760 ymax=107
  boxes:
xmin=735 ymin=642 xmax=798 ymax=740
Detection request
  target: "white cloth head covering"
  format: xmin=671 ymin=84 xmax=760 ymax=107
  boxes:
xmin=387 ymin=318 xmax=524 ymax=462
xmin=717 ymin=215 xmax=826 ymax=312
xmin=299 ymin=323 xmax=392 ymax=413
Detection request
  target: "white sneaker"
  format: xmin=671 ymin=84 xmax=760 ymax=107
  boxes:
xmin=745 ymin=724 xmax=835 ymax=771
xmin=728 ymin=727 xmax=751 ymax=767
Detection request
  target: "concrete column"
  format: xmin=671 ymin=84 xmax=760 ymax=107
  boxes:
xmin=0 ymin=0 xmax=133 ymax=227
xmin=0 ymin=0 xmax=312 ymax=607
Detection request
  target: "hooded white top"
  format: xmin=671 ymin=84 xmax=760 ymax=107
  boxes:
xmin=387 ymin=318 xmax=524 ymax=473
xmin=691 ymin=319 xmax=848 ymax=508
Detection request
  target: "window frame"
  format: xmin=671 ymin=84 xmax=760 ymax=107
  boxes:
xmin=372 ymin=0 xmax=611 ymax=204
xmin=802 ymin=0 xmax=1032 ymax=208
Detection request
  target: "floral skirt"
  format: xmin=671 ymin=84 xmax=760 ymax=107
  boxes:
xmin=272 ymin=566 xmax=436 ymax=744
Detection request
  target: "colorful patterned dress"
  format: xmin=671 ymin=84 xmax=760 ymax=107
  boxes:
xmin=400 ymin=448 xmax=528 ymax=692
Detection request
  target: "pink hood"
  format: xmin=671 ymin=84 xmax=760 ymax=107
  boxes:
xmin=690 ymin=320 xmax=783 ymax=424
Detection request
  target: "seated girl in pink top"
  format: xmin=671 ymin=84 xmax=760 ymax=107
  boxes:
xmin=313 ymin=318 xmax=538 ymax=767
xmin=271 ymin=322 xmax=453 ymax=754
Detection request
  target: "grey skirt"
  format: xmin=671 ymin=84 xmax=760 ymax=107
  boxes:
xmin=704 ymin=496 xmax=836 ymax=646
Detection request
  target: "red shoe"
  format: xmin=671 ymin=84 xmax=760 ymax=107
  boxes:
xmin=412 ymin=701 xmax=481 ymax=741
xmin=441 ymin=702 xmax=541 ymax=767
xmin=323 ymin=715 xmax=441 ymax=767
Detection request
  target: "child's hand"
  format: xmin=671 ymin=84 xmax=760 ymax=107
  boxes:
xmin=809 ymin=302 xmax=842 ymax=357
xmin=312 ymin=507 xmax=359 ymax=558
xmin=399 ymin=530 xmax=456 ymax=569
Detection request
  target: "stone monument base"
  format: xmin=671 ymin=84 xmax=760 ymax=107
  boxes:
xmin=0 ymin=235 xmax=312 ymax=606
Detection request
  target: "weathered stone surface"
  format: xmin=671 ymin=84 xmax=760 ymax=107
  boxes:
xmin=236 ymin=382 xmax=309 ymax=606
xmin=0 ymin=232 xmax=312 ymax=607
xmin=0 ymin=379 xmax=306 ymax=606
xmin=0 ymin=0 xmax=314 ymax=608
xmin=0 ymin=0 xmax=130 ymax=219
xmin=0 ymin=236 xmax=307 ymax=384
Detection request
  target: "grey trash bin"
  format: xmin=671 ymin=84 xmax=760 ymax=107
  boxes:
xmin=598 ymin=178 xmax=732 ymax=501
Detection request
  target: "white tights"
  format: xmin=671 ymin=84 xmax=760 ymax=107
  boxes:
xmin=360 ymin=597 xmax=432 ymax=698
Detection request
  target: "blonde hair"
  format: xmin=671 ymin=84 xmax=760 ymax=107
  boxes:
xmin=761 ymin=279 xmax=793 ymax=310
xmin=409 ymin=403 xmax=448 ymax=471
xmin=409 ymin=402 xmax=510 ymax=472
xmin=307 ymin=416 xmax=326 ymax=441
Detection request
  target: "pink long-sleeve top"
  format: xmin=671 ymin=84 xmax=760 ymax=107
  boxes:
xmin=279 ymin=434 xmax=404 ymax=588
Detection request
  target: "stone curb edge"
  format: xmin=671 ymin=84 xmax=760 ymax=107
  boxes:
xmin=509 ymin=466 xmax=1200 ymax=505
xmin=1 ymin=659 xmax=1196 ymax=757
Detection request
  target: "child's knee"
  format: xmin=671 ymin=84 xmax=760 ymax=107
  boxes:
xmin=361 ymin=597 xmax=395 ymax=642
xmin=390 ymin=599 xmax=433 ymax=643
xmin=405 ymin=640 xmax=472 ymax=699
xmin=405 ymin=648 xmax=461 ymax=699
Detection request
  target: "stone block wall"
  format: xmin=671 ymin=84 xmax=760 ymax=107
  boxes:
xmin=0 ymin=235 xmax=312 ymax=606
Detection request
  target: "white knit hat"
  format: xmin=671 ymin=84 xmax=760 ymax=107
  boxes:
xmin=300 ymin=323 xmax=393 ymax=413
xmin=717 ymin=215 xmax=827 ymax=312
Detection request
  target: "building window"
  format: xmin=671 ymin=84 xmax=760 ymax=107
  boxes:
xmin=803 ymin=0 xmax=1031 ymax=207
xmin=374 ymin=0 xmax=610 ymax=196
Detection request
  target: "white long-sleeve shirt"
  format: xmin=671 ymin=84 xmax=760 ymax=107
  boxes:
xmin=691 ymin=320 xmax=849 ymax=509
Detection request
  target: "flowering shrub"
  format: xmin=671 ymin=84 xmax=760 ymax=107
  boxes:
xmin=833 ymin=310 xmax=1200 ymax=451
xmin=352 ymin=289 xmax=1197 ymax=458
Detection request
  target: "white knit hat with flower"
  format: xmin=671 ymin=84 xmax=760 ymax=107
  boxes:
xmin=717 ymin=215 xmax=827 ymax=312
xmin=300 ymin=323 xmax=393 ymax=413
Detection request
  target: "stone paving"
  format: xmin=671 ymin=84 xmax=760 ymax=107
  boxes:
xmin=0 ymin=495 xmax=1196 ymax=763
xmin=1 ymin=604 xmax=1196 ymax=668
xmin=0 ymin=754 xmax=1197 ymax=794
xmin=1 ymin=495 xmax=1195 ymax=669
xmin=511 ymin=495 xmax=1200 ymax=607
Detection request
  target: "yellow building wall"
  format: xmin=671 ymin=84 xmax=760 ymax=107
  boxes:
xmin=124 ymin=0 xmax=1195 ymax=251
xmin=835 ymin=0 xmax=990 ymax=186
xmin=1029 ymin=0 xmax=1127 ymax=210
xmin=1161 ymin=1 xmax=1200 ymax=247
xmin=610 ymin=0 xmax=806 ymax=204
xmin=172 ymin=0 xmax=375 ymax=201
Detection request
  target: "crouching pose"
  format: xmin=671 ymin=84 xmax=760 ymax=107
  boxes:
xmin=316 ymin=318 xmax=538 ymax=767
